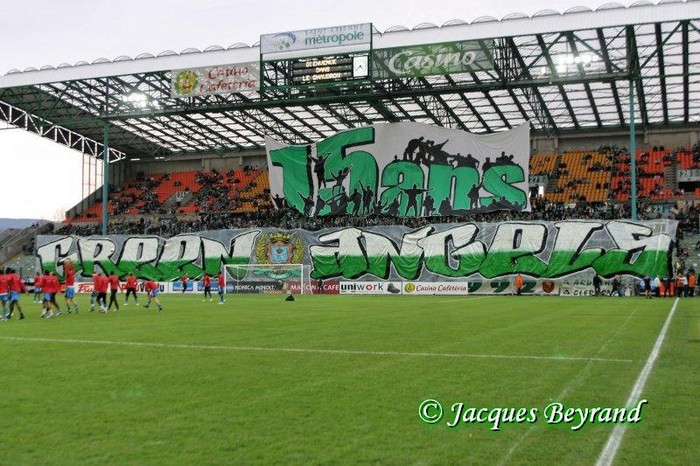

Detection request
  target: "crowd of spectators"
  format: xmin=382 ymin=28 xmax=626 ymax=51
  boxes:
xmin=54 ymin=193 xmax=691 ymax=239
xmin=115 ymin=172 xmax=166 ymax=215
xmin=53 ymin=141 xmax=700 ymax=239
xmin=191 ymin=170 xmax=237 ymax=213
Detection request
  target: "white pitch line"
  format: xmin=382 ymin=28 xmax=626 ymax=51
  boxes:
xmin=595 ymin=297 xmax=680 ymax=466
xmin=498 ymin=306 xmax=640 ymax=466
xmin=435 ymin=296 xmax=489 ymax=303
xmin=0 ymin=336 xmax=633 ymax=363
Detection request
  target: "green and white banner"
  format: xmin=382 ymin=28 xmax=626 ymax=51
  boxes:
xmin=171 ymin=62 xmax=260 ymax=97
xmin=267 ymin=122 xmax=530 ymax=218
xmin=37 ymin=220 xmax=675 ymax=293
xmin=372 ymin=40 xmax=494 ymax=79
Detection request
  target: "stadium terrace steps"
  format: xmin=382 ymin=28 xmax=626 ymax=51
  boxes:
xmin=610 ymin=148 xmax=682 ymax=201
xmin=529 ymin=153 xmax=558 ymax=176
xmin=0 ymin=254 xmax=37 ymax=279
xmin=544 ymin=150 xmax=612 ymax=203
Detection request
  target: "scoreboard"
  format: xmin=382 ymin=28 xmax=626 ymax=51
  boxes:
xmin=290 ymin=54 xmax=369 ymax=85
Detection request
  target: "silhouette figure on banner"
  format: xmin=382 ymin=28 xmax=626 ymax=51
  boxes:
xmin=403 ymin=137 xmax=424 ymax=161
xmin=272 ymin=193 xmax=288 ymax=209
xmin=423 ymin=193 xmax=435 ymax=216
xmin=424 ymin=139 xmax=452 ymax=165
xmin=307 ymin=145 xmax=328 ymax=188
xmin=451 ymin=153 xmax=480 ymax=170
xmin=384 ymin=197 xmax=401 ymax=217
xmin=399 ymin=184 xmax=432 ymax=216
xmin=298 ymin=191 xmax=315 ymax=217
xmin=326 ymin=190 xmax=349 ymax=215
xmin=438 ymin=196 xmax=454 ymax=216
xmin=313 ymin=195 xmax=328 ymax=217
xmin=495 ymin=151 xmax=517 ymax=166
xmin=468 ymin=183 xmax=481 ymax=210
xmin=330 ymin=167 xmax=350 ymax=193
xmin=349 ymin=188 xmax=363 ymax=216
xmin=360 ymin=182 xmax=375 ymax=215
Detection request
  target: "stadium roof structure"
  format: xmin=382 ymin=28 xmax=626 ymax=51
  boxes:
xmin=0 ymin=1 xmax=698 ymax=163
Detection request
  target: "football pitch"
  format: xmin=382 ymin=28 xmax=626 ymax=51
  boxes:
xmin=1 ymin=294 xmax=698 ymax=465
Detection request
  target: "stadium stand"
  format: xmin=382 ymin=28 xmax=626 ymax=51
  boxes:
xmin=62 ymin=140 xmax=700 ymax=229
xmin=68 ymin=168 xmax=270 ymax=221
xmin=544 ymin=149 xmax=612 ymax=203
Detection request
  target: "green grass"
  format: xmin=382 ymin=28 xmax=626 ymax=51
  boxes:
xmin=0 ymin=294 xmax=697 ymax=465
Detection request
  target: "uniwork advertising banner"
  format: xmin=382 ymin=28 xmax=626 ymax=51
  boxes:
xmin=372 ymin=40 xmax=494 ymax=79
xmin=171 ymin=62 xmax=260 ymax=97
xmin=37 ymin=221 xmax=675 ymax=296
xmin=339 ymin=281 xmax=403 ymax=295
xmin=267 ymin=122 xmax=530 ymax=218
xmin=260 ymin=23 xmax=372 ymax=55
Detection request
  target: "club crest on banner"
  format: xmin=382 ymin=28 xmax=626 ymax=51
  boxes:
xmin=173 ymin=70 xmax=199 ymax=96
xmin=253 ymin=232 xmax=304 ymax=279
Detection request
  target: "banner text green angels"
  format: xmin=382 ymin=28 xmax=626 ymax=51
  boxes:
xmin=37 ymin=220 xmax=675 ymax=282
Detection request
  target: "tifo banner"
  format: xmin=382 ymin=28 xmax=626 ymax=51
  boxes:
xmin=260 ymin=23 xmax=372 ymax=55
xmin=372 ymin=40 xmax=494 ymax=79
xmin=267 ymin=122 xmax=530 ymax=218
xmin=37 ymin=221 xmax=675 ymax=296
xmin=171 ymin=62 xmax=260 ymax=97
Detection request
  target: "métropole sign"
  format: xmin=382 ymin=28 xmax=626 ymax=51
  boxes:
xmin=372 ymin=40 xmax=494 ymax=79
xmin=171 ymin=62 xmax=260 ymax=97
xmin=266 ymin=122 xmax=531 ymax=218
xmin=260 ymin=23 xmax=372 ymax=55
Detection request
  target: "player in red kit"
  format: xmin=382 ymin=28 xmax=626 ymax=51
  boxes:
xmin=41 ymin=271 xmax=61 ymax=318
xmin=202 ymin=274 xmax=212 ymax=302
xmin=33 ymin=272 xmax=43 ymax=303
xmin=124 ymin=272 xmax=139 ymax=306
xmin=144 ymin=280 xmax=163 ymax=311
xmin=0 ymin=269 xmax=10 ymax=320
xmin=63 ymin=259 xmax=79 ymax=314
xmin=217 ymin=271 xmax=225 ymax=304
xmin=7 ymin=268 xmax=26 ymax=320
xmin=89 ymin=272 xmax=99 ymax=311
xmin=94 ymin=272 xmax=109 ymax=313
xmin=180 ymin=274 xmax=188 ymax=294
xmin=107 ymin=272 xmax=121 ymax=311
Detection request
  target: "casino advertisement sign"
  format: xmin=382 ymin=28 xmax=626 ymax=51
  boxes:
xmin=171 ymin=62 xmax=260 ymax=97
xmin=36 ymin=220 xmax=675 ymax=295
xmin=372 ymin=40 xmax=494 ymax=79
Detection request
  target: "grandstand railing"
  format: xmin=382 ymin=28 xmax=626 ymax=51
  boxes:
xmin=65 ymin=186 xmax=105 ymax=220
xmin=0 ymin=222 xmax=51 ymax=265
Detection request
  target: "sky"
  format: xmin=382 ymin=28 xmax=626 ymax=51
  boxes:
xmin=0 ymin=0 xmax=651 ymax=220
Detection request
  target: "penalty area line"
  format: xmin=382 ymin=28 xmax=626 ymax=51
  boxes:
xmin=0 ymin=336 xmax=634 ymax=363
xmin=595 ymin=297 xmax=680 ymax=466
